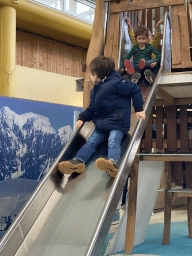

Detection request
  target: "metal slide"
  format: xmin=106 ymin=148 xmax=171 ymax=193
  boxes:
xmin=0 ymin=13 xmax=171 ymax=256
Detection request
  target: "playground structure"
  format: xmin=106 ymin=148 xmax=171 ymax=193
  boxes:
xmin=82 ymin=0 xmax=192 ymax=254
xmin=0 ymin=0 xmax=192 ymax=256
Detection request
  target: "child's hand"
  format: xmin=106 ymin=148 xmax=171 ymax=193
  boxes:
xmin=125 ymin=17 xmax=132 ymax=28
xmin=156 ymin=19 xmax=163 ymax=29
xmin=150 ymin=62 xmax=157 ymax=68
xmin=136 ymin=111 xmax=146 ymax=120
xmin=75 ymin=120 xmax=84 ymax=129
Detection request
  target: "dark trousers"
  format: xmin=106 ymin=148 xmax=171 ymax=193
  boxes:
xmin=121 ymin=174 xmax=130 ymax=205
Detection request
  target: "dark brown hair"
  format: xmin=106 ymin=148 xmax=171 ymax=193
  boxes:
xmin=135 ymin=25 xmax=148 ymax=39
xmin=89 ymin=56 xmax=115 ymax=79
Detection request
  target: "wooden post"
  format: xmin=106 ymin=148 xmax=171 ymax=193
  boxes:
xmin=83 ymin=0 xmax=106 ymax=109
xmin=124 ymin=155 xmax=139 ymax=254
xmin=187 ymin=197 xmax=192 ymax=238
xmin=187 ymin=0 xmax=192 ymax=45
xmin=104 ymin=11 xmax=120 ymax=68
xmin=162 ymin=161 xmax=172 ymax=244
xmin=178 ymin=3 xmax=192 ymax=68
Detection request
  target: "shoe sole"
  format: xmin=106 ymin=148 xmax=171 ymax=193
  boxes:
xmin=124 ymin=60 xmax=135 ymax=75
xmin=131 ymin=73 xmax=141 ymax=84
xmin=58 ymin=161 xmax=85 ymax=175
xmin=138 ymin=59 xmax=146 ymax=70
xmin=144 ymin=70 xmax=154 ymax=84
xmin=131 ymin=79 xmax=138 ymax=83
xmin=95 ymin=158 xmax=118 ymax=178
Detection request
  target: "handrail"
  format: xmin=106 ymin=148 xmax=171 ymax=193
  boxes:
xmin=85 ymin=12 xmax=171 ymax=256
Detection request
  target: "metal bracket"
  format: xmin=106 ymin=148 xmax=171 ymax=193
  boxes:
xmin=76 ymin=77 xmax=84 ymax=91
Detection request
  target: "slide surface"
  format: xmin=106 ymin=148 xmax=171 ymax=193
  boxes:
xmin=0 ymin=124 xmax=131 ymax=256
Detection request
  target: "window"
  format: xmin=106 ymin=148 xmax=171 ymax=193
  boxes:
xmin=30 ymin=0 xmax=96 ymax=23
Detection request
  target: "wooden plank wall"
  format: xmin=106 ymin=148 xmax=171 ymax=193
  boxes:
xmin=172 ymin=1 xmax=192 ymax=69
xmin=141 ymin=105 xmax=192 ymax=153
xmin=16 ymin=29 xmax=87 ymax=78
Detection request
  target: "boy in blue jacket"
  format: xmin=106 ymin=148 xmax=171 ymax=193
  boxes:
xmin=58 ymin=56 xmax=145 ymax=177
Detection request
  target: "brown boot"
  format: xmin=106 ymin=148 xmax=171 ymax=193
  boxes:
xmin=95 ymin=158 xmax=118 ymax=178
xmin=58 ymin=159 xmax=85 ymax=175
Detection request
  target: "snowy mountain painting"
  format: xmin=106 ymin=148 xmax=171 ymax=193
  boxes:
xmin=0 ymin=106 xmax=73 ymax=181
xmin=0 ymin=96 xmax=82 ymax=236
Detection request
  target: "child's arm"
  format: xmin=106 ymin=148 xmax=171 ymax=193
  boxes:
xmin=150 ymin=45 xmax=161 ymax=65
xmin=76 ymin=90 xmax=95 ymax=128
xmin=149 ymin=19 xmax=162 ymax=49
xmin=125 ymin=17 xmax=137 ymax=46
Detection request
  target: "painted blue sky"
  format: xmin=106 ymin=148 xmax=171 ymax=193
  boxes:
xmin=0 ymin=96 xmax=82 ymax=130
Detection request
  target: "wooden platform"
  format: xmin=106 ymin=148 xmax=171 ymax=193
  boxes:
xmin=138 ymin=153 xmax=192 ymax=162
xmin=156 ymin=71 xmax=192 ymax=105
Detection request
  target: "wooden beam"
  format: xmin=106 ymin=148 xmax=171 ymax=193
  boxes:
xmin=157 ymin=88 xmax=175 ymax=105
xmin=178 ymin=5 xmax=192 ymax=68
xmin=162 ymin=161 xmax=172 ymax=245
xmin=154 ymin=7 xmax=161 ymax=28
xmin=140 ymin=154 xmax=192 ymax=161
xmin=153 ymin=117 xmax=192 ymax=125
xmin=124 ymin=156 xmax=139 ymax=254
xmin=141 ymin=138 xmax=192 ymax=150
xmin=141 ymin=138 xmax=182 ymax=149
xmin=172 ymin=192 xmax=192 ymax=197
xmin=147 ymin=8 xmax=152 ymax=31
xmin=187 ymin=197 xmax=192 ymax=238
xmin=154 ymin=97 xmax=192 ymax=106
xmin=104 ymin=12 xmax=120 ymax=68
xmin=171 ymin=6 xmax=182 ymax=65
xmin=187 ymin=0 xmax=192 ymax=44
xmin=110 ymin=0 xmax=185 ymax=14
xmin=156 ymin=106 xmax=163 ymax=150
xmin=160 ymin=82 xmax=192 ymax=88
xmin=180 ymin=105 xmax=189 ymax=152
xmin=175 ymin=97 xmax=192 ymax=105
xmin=166 ymin=105 xmax=177 ymax=152
xmin=83 ymin=0 xmax=105 ymax=109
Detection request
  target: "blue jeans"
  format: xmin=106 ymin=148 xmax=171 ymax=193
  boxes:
xmin=75 ymin=129 xmax=124 ymax=164
xmin=131 ymin=59 xmax=155 ymax=69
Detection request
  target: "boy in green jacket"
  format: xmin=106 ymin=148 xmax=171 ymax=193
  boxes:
xmin=120 ymin=25 xmax=161 ymax=84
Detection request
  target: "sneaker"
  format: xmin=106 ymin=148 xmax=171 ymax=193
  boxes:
xmin=124 ymin=60 xmax=135 ymax=75
xmin=138 ymin=59 xmax=146 ymax=70
xmin=58 ymin=159 xmax=85 ymax=175
xmin=95 ymin=158 xmax=118 ymax=178
xmin=144 ymin=70 xmax=154 ymax=84
xmin=131 ymin=72 xmax=141 ymax=84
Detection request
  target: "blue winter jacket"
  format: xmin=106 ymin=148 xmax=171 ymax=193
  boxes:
xmin=78 ymin=70 xmax=144 ymax=134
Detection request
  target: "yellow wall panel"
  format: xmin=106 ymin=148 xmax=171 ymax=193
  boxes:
xmin=16 ymin=65 xmax=83 ymax=107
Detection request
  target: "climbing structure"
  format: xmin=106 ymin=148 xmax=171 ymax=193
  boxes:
xmin=83 ymin=0 xmax=192 ymax=254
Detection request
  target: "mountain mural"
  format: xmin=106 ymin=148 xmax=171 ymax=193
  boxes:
xmin=0 ymin=106 xmax=73 ymax=182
